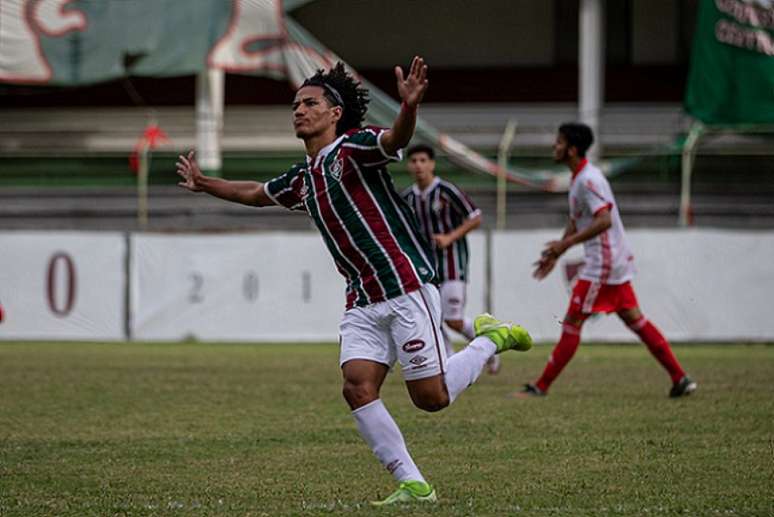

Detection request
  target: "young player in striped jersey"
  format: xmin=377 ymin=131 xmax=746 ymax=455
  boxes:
xmin=176 ymin=58 xmax=533 ymax=505
xmin=519 ymin=122 xmax=696 ymax=399
xmin=402 ymin=146 xmax=501 ymax=373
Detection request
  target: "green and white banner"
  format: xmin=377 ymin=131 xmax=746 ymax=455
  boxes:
xmin=0 ymin=0 xmax=556 ymax=190
xmin=685 ymin=0 xmax=774 ymax=124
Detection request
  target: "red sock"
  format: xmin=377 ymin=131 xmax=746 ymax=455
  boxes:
xmin=628 ymin=317 xmax=685 ymax=383
xmin=535 ymin=322 xmax=582 ymax=393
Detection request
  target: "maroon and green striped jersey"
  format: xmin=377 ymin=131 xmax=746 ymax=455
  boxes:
xmin=265 ymin=126 xmax=436 ymax=309
xmin=402 ymin=177 xmax=481 ymax=282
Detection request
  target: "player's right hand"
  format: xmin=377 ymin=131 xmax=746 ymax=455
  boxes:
xmin=176 ymin=150 xmax=205 ymax=192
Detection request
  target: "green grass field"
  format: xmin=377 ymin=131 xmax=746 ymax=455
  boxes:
xmin=1 ymin=342 xmax=772 ymax=516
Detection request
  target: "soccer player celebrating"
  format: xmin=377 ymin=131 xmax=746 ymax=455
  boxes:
xmin=176 ymin=58 xmax=532 ymax=505
xmin=519 ymin=122 xmax=696 ymax=399
xmin=402 ymin=146 xmax=501 ymax=373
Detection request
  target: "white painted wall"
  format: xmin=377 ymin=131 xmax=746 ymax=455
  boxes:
xmin=2 ymin=230 xmax=772 ymax=342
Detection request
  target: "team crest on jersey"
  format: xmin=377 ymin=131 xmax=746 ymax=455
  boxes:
xmin=432 ymin=199 xmax=443 ymax=213
xmin=329 ymin=156 xmax=344 ymax=181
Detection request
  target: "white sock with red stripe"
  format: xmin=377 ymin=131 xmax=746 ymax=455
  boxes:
xmin=352 ymin=399 xmax=426 ymax=483
xmin=443 ymin=336 xmax=497 ymax=403
xmin=461 ymin=318 xmax=475 ymax=341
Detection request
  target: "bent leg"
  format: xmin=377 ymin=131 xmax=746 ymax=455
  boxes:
xmin=618 ymin=308 xmax=685 ymax=383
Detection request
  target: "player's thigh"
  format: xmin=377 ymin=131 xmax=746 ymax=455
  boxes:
xmin=439 ymin=280 xmax=467 ymax=321
xmin=339 ymin=304 xmax=395 ymax=372
xmin=387 ymin=284 xmax=447 ymax=382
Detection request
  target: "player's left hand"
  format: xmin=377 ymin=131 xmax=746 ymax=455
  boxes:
xmin=433 ymin=233 xmax=453 ymax=249
xmin=395 ymin=56 xmax=428 ymax=109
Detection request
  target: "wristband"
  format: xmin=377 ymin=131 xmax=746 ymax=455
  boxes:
xmin=401 ymin=101 xmax=417 ymax=114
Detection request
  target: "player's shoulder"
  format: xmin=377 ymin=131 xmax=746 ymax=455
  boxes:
xmin=578 ymin=162 xmax=608 ymax=186
xmin=342 ymin=125 xmax=386 ymax=143
xmin=284 ymin=161 xmax=307 ymax=177
xmin=438 ymin=178 xmax=467 ymax=197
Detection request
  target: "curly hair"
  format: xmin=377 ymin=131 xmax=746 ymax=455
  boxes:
xmin=301 ymin=62 xmax=369 ymax=136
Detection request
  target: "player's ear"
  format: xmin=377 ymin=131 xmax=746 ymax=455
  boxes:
xmin=331 ymin=105 xmax=343 ymax=123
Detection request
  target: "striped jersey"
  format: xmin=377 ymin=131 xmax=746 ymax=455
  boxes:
xmin=569 ymin=160 xmax=635 ymax=284
xmin=265 ymin=126 xmax=436 ymax=309
xmin=402 ymin=177 xmax=481 ymax=282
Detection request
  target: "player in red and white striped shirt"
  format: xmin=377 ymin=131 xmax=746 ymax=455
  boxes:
xmin=519 ymin=122 xmax=696 ymax=399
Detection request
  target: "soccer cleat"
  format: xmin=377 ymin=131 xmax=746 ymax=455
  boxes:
xmin=513 ymin=383 xmax=545 ymax=398
xmin=370 ymin=480 xmax=437 ymax=506
xmin=473 ymin=313 xmax=533 ymax=353
xmin=669 ymin=375 xmax=697 ymax=398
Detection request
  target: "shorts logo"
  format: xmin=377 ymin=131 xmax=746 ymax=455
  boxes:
xmin=402 ymin=339 xmax=425 ymax=353
xmin=409 ymin=355 xmax=428 ymax=366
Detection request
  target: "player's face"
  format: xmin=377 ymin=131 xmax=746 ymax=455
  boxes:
xmin=553 ymin=133 xmax=570 ymax=163
xmin=292 ymin=86 xmax=341 ymax=139
xmin=407 ymin=152 xmax=435 ymax=183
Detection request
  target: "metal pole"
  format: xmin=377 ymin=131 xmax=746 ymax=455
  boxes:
xmin=137 ymin=141 xmax=149 ymax=230
xmin=579 ymin=0 xmax=605 ymax=161
xmin=679 ymin=121 xmax=704 ymax=227
xmin=496 ymin=119 xmax=517 ymax=231
xmin=196 ymin=68 xmax=225 ymax=174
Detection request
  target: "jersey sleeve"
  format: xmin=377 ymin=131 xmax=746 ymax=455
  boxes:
xmin=580 ymin=175 xmax=613 ymax=216
xmin=264 ymin=163 xmax=307 ymax=212
xmin=341 ymin=126 xmax=403 ymax=167
xmin=442 ymin=182 xmax=481 ymax=219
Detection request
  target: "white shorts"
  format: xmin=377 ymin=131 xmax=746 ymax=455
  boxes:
xmin=339 ymin=283 xmax=447 ymax=381
xmin=439 ymin=280 xmax=467 ymax=321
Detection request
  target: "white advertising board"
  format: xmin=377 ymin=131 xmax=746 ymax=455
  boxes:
xmin=491 ymin=229 xmax=774 ymax=342
xmin=0 ymin=232 xmax=126 ymax=340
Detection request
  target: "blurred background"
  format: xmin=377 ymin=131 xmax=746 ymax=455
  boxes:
xmin=1 ymin=0 xmax=773 ymax=342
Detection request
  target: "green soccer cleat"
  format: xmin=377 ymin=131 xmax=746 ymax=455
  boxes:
xmin=474 ymin=313 xmax=533 ymax=353
xmin=370 ymin=480 xmax=437 ymax=506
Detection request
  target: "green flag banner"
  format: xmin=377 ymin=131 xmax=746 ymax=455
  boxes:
xmin=0 ymin=0 xmax=557 ymax=191
xmin=685 ymin=0 xmax=774 ymax=124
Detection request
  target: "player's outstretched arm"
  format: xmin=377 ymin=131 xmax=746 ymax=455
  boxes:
xmin=381 ymin=56 xmax=429 ymax=157
xmin=176 ymin=151 xmax=275 ymax=207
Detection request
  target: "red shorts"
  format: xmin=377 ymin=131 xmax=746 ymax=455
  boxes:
xmin=568 ymin=280 xmax=639 ymax=316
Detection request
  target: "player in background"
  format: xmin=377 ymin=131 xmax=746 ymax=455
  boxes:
xmin=402 ymin=146 xmax=500 ymax=373
xmin=519 ymin=122 xmax=696 ymax=399
xmin=176 ymin=58 xmax=533 ymax=505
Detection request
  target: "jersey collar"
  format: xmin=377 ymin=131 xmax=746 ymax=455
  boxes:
xmin=412 ymin=176 xmax=440 ymax=197
xmin=571 ymin=158 xmax=589 ymax=181
xmin=307 ymin=134 xmax=346 ymax=169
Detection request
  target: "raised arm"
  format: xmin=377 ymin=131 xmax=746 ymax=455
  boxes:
xmin=176 ymin=151 xmax=275 ymax=207
xmin=380 ymin=56 xmax=429 ymax=157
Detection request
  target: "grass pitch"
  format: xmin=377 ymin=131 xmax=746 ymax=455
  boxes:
xmin=1 ymin=342 xmax=772 ymax=516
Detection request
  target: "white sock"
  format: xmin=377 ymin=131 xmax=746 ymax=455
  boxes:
xmin=443 ymin=336 xmax=497 ymax=403
xmin=461 ymin=318 xmax=476 ymax=341
xmin=442 ymin=326 xmax=455 ymax=358
xmin=352 ymin=399 xmax=425 ymax=483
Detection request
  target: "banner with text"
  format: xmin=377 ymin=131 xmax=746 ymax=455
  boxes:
xmin=0 ymin=231 xmax=126 ymax=340
xmin=685 ymin=0 xmax=774 ymax=124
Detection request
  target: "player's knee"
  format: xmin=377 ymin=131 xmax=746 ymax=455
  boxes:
xmin=411 ymin=391 xmax=450 ymax=413
xmin=342 ymin=380 xmax=379 ymax=410
xmin=445 ymin=319 xmax=463 ymax=333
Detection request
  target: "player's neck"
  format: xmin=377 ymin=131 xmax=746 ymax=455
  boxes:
xmin=416 ymin=175 xmax=435 ymax=191
xmin=567 ymin=156 xmax=587 ymax=175
xmin=303 ymin=129 xmax=338 ymax=159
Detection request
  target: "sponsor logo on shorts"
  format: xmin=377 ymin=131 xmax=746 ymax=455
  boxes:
xmin=409 ymin=354 xmax=428 ymax=366
xmin=402 ymin=339 xmax=425 ymax=353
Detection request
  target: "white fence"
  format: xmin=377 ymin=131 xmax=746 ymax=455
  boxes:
xmin=1 ymin=229 xmax=772 ymax=342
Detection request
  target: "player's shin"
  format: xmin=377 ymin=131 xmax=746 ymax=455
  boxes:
xmin=352 ymin=399 xmax=426 ymax=483
xmin=443 ymin=337 xmax=496 ymax=403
